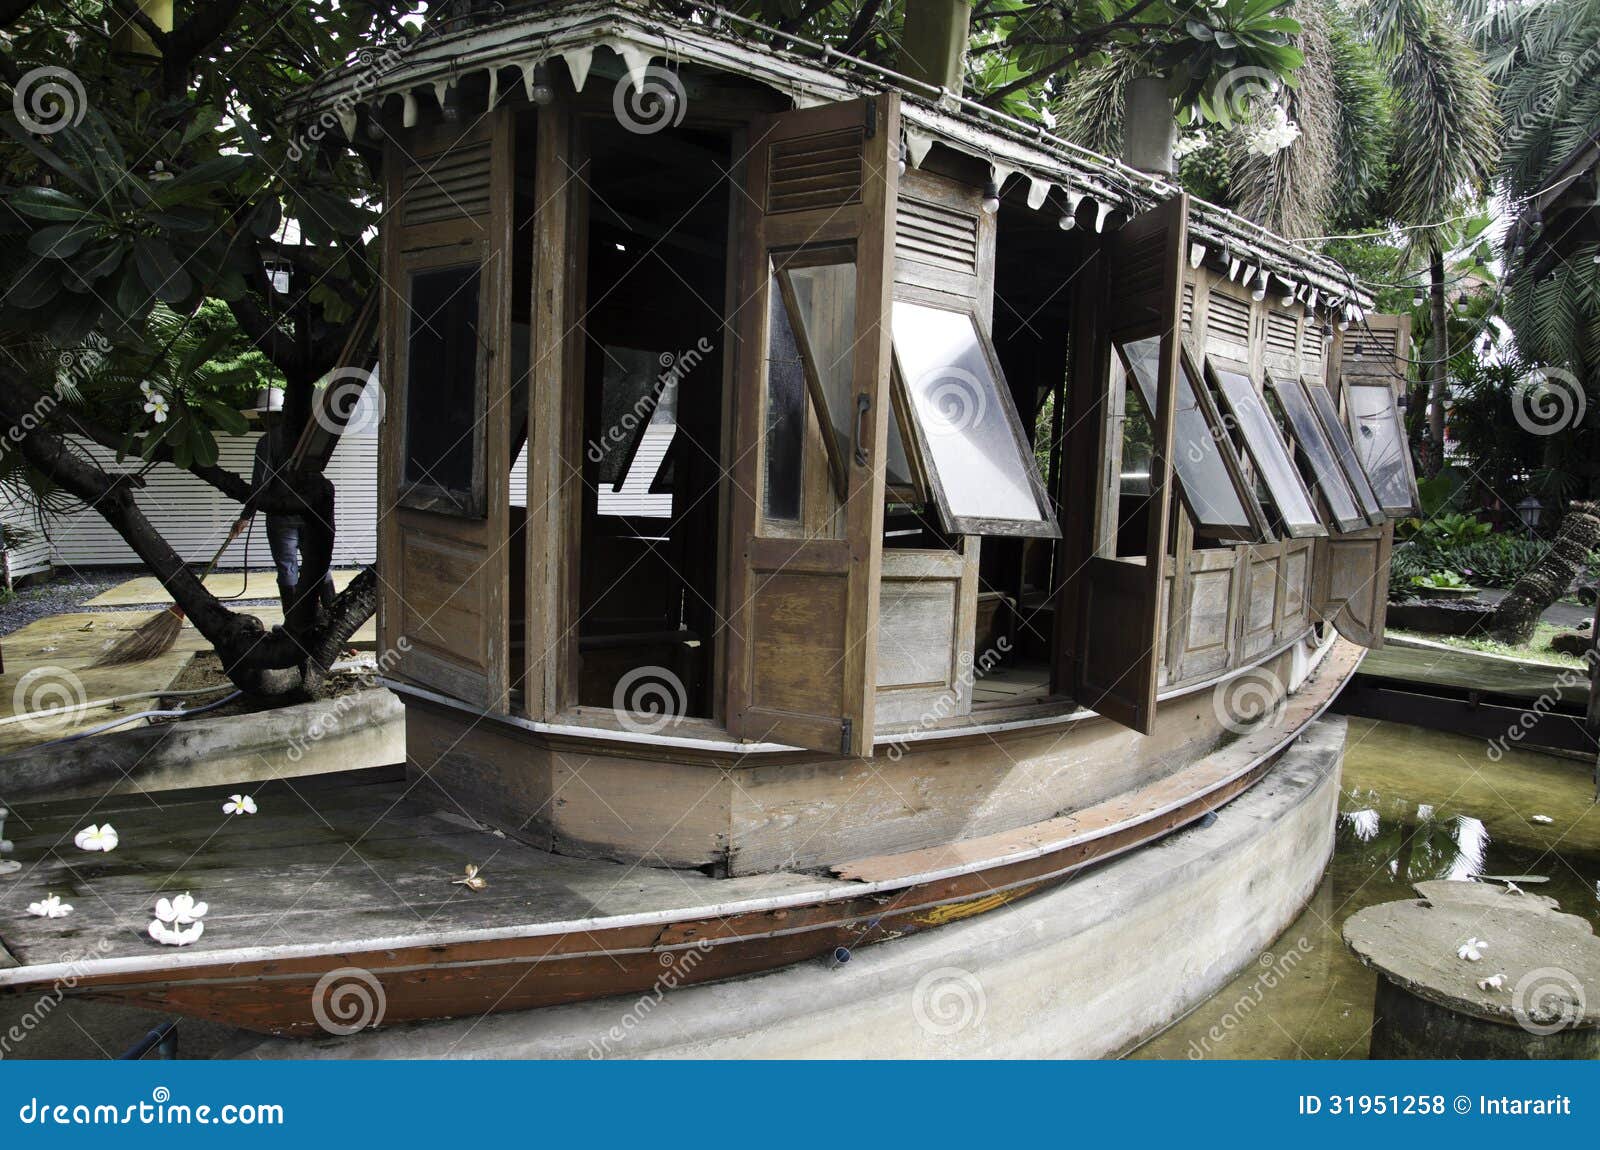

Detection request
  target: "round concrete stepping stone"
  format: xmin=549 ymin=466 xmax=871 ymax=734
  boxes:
xmin=1343 ymin=879 xmax=1600 ymax=1058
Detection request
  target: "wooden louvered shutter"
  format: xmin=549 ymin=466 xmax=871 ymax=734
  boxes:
xmin=379 ymin=111 xmax=514 ymax=709
xmin=1205 ymin=286 xmax=1252 ymax=358
xmin=1338 ymin=312 xmax=1409 ymax=385
xmin=724 ymin=96 xmax=899 ymax=757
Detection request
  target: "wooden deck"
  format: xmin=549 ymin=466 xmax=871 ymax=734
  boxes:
xmin=0 ymin=639 xmax=1363 ymax=1035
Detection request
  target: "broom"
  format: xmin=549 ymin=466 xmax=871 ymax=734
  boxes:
xmin=91 ymin=523 xmax=245 ymax=668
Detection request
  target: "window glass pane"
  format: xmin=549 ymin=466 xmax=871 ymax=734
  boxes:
xmin=885 ymin=374 xmax=917 ymax=493
xmin=1120 ymin=337 xmax=1254 ymax=535
xmin=1209 ymin=361 xmax=1324 ymax=536
xmin=892 ymin=300 xmax=1050 ymax=527
xmin=1303 ymin=380 xmax=1383 ymax=520
xmin=595 ymin=347 xmax=678 ymax=519
xmin=1345 ymin=383 xmax=1417 ymax=514
xmin=785 ymin=262 xmax=857 ymax=476
xmin=763 ymin=275 xmax=805 ymax=522
xmin=1268 ymin=374 xmax=1365 ymax=528
xmin=403 ymin=264 xmax=481 ymax=505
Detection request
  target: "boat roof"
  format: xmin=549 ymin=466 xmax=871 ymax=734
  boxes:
xmin=289 ymin=0 xmax=1370 ymax=308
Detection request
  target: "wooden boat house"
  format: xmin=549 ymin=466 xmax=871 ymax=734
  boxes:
xmin=0 ymin=0 xmax=1422 ymax=1039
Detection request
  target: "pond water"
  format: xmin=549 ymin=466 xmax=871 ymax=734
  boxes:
xmin=1131 ymin=716 xmax=1600 ymax=1060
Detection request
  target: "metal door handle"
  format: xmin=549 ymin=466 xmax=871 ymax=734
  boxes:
xmin=853 ymin=393 xmax=871 ymax=466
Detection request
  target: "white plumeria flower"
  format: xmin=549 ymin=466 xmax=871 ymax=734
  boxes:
xmin=1478 ymin=973 xmax=1506 ymax=991
xmin=73 ymin=824 xmax=119 ymax=852
xmin=1530 ymin=814 xmax=1553 ymax=825
xmin=222 ymin=794 xmax=258 ymax=816
xmin=143 ymin=394 xmax=170 ymax=423
xmin=1173 ymin=130 xmax=1209 ymax=159
xmin=1457 ymin=937 xmax=1487 ymax=962
xmin=148 ymin=919 xmax=204 ymax=946
xmin=27 ymin=894 xmax=73 ymax=918
xmin=1244 ymin=104 xmax=1300 ymax=156
xmin=154 ymin=892 xmax=208 ymax=924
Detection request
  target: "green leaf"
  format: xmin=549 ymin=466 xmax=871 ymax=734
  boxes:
xmin=29 ymin=223 xmax=96 ymax=258
xmin=10 ymin=187 xmax=92 ymax=222
xmin=134 ymin=236 xmax=193 ymax=304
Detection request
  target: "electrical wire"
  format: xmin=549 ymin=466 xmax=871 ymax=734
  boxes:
xmin=12 ymin=690 xmax=245 ymax=755
xmin=0 ymin=683 xmax=238 ymax=731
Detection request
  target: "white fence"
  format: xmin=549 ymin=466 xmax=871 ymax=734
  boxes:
xmin=2 ymin=430 xmax=377 ymax=577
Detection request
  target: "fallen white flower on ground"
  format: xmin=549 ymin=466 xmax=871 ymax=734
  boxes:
xmin=1457 ymin=937 xmax=1487 ymax=962
xmin=73 ymin=824 xmax=118 ymax=852
xmin=222 ymin=794 xmax=258 ymax=816
xmin=148 ymin=892 xmax=208 ymax=946
xmin=27 ymin=894 xmax=72 ymax=918
xmin=1478 ymin=973 xmax=1506 ymax=991
xmin=155 ymin=892 xmax=208 ymax=924
xmin=1530 ymin=814 xmax=1553 ymax=824
xmin=452 ymin=863 xmax=487 ymax=891
xmin=148 ymin=919 xmax=204 ymax=946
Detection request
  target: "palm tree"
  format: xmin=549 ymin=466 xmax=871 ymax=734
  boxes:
xmin=1471 ymin=0 xmax=1600 ymax=497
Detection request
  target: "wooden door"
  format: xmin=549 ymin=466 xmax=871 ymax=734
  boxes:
xmin=379 ymin=111 xmax=515 ymax=710
xmin=724 ymin=96 xmax=899 ymax=756
xmin=1072 ymin=195 xmax=1187 ymax=733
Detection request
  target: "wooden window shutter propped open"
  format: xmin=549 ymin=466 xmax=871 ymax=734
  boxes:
xmin=1066 ymin=194 xmax=1188 ymax=734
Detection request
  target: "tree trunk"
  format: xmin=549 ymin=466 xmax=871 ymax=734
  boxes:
xmin=0 ymin=383 xmax=373 ymax=700
xmin=1425 ymin=240 xmax=1448 ymax=478
xmin=1488 ymin=501 xmax=1600 ymax=645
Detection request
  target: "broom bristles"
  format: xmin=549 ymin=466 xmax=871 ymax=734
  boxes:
xmin=90 ymin=605 xmax=186 ymax=668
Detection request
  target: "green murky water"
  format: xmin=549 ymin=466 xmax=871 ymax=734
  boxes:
xmin=1131 ymin=716 xmax=1600 ymax=1060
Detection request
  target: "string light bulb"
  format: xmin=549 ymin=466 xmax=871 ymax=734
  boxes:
xmin=1058 ymin=188 xmax=1083 ymax=230
xmin=981 ymin=176 xmax=1001 ymax=215
xmin=529 ymin=62 xmax=556 ymax=105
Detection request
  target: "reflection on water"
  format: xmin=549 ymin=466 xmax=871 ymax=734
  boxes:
xmin=1131 ymin=716 xmax=1600 ymax=1060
